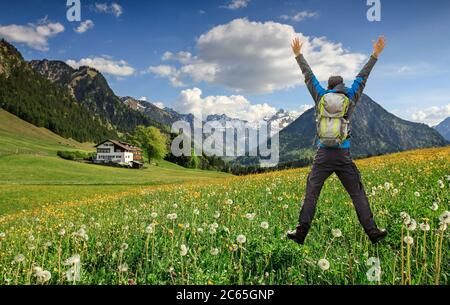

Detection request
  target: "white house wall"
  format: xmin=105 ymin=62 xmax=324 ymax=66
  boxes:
xmin=96 ymin=142 xmax=134 ymax=164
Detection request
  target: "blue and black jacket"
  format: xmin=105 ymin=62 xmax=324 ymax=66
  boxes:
xmin=295 ymin=54 xmax=378 ymax=149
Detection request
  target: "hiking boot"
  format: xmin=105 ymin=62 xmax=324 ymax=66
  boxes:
xmin=367 ymin=228 xmax=388 ymax=244
xmin=287 ymin=224 xmax=310 ymax=245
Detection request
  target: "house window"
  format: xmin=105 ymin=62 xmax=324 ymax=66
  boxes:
xmin=98 ymin=148 xmax=110 ymax=153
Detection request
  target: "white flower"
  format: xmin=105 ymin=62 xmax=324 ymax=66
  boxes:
xmin=236 ymin=234 xmax=247 ymax=244
xmin=406 ymin=219 xmax=417 ymax=231
xmin=64 ymin=254 xmax=81 ymax=266
xmin=260 ymin=222 xmax=269 ymax=230
xmin=430 ymin=202 xmax=439 ymax=211
xmin=439 ymin=211 xmax=450 ymax=224
xmin=393 ymin=188 xmax=399 ymax=194
xmin=35 ymin=269 xmax=51 ymax=283
xmin=180 ymin=244 xmax=188 ymax=256
xmin=173 ymin=203 xmax=178 ymax=209
xmin=282 ymin=204 xmax=289 ymax=210
xmin=438 ymin=180 xmax=444 ymax=189
xmin=400 ymin=212 xmax=411 ymax=225
xmin=14 ymin=254 xmax=25 ymax=263
xmin=438 ymin=222 xmax=447 ymax=231
xmin=277 ymin=197 xmax=283 ymax=202
xmin=332 ymin=229 xmax=342 ymax=238
xmin=118 ymin=263 xmax=128 ymax=273
xmin=193 ymin=209 xmax=200 ymax=215
xmin=384 ymin=182 xmax=391 ymax=191
xmin=419 ymin=223 xmax=430 ymax=231
xmin=151 ymin=212 xmax=158 ymax=218
xmin=72 ymin=228 xmax=88 ymax=241
xmin=214 ymin=211 xmax=221 ymax=219
xmin=197 ymin=227 xmax=204 ymax=234
xmin=318 ymin=258 xmax=330 ymax=271
xmin=210 ymin=248 xmax=219 ymax=256
xmin=414 ymin=192 xmax=420 ymax=197
xmin=0 ymin=232 xmax=6 ymax=239
xmin=58 ymin=229 xmax=66 ymax=237
xmin=245 ymin=213 xmax=256 ymax=221
xmin=167 ymin=213 xmax=178 ymax=221
xmin=226 ymin=199 xmax=233 ymax=205
xmin=403 ymin=236 xmax=414 ymax=245
xmin=145 ymin=224 xmax=154 ymax=234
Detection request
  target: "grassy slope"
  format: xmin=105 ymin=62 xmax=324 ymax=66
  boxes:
xmin=0 ymin=109 xmax=230 ymax=214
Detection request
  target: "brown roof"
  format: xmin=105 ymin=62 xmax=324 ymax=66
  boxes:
xmin=95 ymin=139 xmax=142 ymax=152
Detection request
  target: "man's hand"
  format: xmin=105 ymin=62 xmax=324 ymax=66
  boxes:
xmin=372 ymin=36 xmax=386 ymax=58
xmin=291 ymin=37 xmax=303 ymax=57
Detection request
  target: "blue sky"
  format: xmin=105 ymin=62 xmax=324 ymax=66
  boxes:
xmin=1 ymin=0 xmax=449 ymax=125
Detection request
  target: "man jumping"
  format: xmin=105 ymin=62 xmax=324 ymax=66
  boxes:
xmin=287 ymin=36 xmax=388 ymax=245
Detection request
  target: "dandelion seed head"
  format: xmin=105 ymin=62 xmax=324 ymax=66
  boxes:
xmin=145 ymin=224 xmax=154 ymax=234
xmin=419 ymin=223 xmax=430 ymax=231
xmin=210 ymin=248 xmax=219 ymax=256
xmin=260 ymin=222 xmax=269 ymax=230
xmin=439 ymin=211 xmax=450 ymax=224
xmin=14 ymin=254 xmax=25 ymax=263
xmin=406 ymin=219 xmax=417 ymax=231
xmin=332 ymin=229 xmax=342 ymax=238
xmin=64 ymin=254 xmax=81 ymax=266
xmin=118 ymin=263 xmax=128 ymax=273
xmin=403 ymin=236 xmax=414 ymax=245
xmin=318 ymin=258 xmax=330 ymax=271
xmin=236 ymin=234 xmax=246 ymax=244
xmin=180 ymin=244 xmax=188 ymax=256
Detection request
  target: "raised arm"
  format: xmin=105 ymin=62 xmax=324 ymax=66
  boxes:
xmin=347 ymin=36 xmax=386 ymax=103
xmin=291 ymin=37 xmax=325 ymax=105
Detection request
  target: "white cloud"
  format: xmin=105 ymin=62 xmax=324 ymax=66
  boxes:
xmin=174 ymin=87 xmax=278 ymax=123
xmin=148 ymin=18 xmax=367 ymax=94
xmin=66 ymin=56 xmax=135 ymax=77
xmin=75 ymin=20 xmax=94 ymax=34
xmin=94 ymin=2 xmax=123 ymax=17
xmin=221 ymin=0 xmax=250 ymax=10
xmin=0 ymin=20 xmax=64 ymax=51
xmin=379 ymin=63 xmax=434 ymax=77
xmin=409 ymin=104 xmax=450 ymax=126
xmin=280 ymin=11 xmax=318 ymax=22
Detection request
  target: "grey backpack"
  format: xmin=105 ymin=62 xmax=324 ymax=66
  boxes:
xmin=316 ymin=93 xmax=350 ymax=147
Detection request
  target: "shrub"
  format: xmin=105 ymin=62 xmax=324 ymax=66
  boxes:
xmin=57 ymin=150 xmax=93 ymax=161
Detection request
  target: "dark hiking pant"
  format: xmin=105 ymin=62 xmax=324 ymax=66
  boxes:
xmin=298 ymin=148 xmax=377 ymax=234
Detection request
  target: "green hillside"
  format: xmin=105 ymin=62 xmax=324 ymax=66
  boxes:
xmin=0 ymin=108 xmax=93 ymax=156
xmin=0 ymin=109 xmax=230 ymax=214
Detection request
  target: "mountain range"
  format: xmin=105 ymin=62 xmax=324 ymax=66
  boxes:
xmin=1 ymin=39 xmax=448 ymax=166
xmin=434 ymin=117 xmax=450 ymax=141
